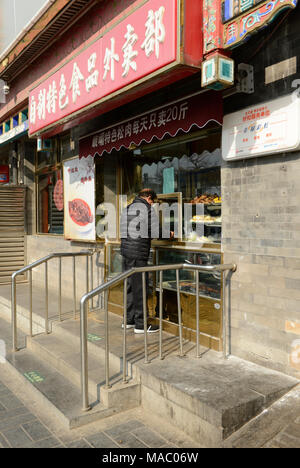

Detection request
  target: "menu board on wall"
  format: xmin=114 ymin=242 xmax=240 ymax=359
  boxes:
xmin=63 ymin=156 xmax=95 ymax=241
xmin=222 ymin=94 xmax=300 ymax=161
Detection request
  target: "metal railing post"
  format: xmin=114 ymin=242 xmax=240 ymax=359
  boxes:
xmin=80 ymin=296 xmax=90 ymax=412
xmin=142 ymin=272 xmax=149 ymax=364
xmin=73 ymin=257 xmax=76 ymax=319
xmin=11 ymin=274 xmax=18 ymax=351
xmin=123 ymin=278 xmax=128 ymax=383
xmin=90 ymin=254 xmax=93 ymax=309
xmin=176 ymin=269 xmax=184 ymax=357
xmin=104 ymin=289 xmax=111 ymax=389
xmin=159 ymin=270 xmax=163 ymax=360
xmin=222 ymin=270 xmax=227 ymax=359
xmin=45 ymin=261 xmax=49 ymax=334
xmin=196 ymin=271 xmax=200 ymax=358
xmin=86 ymin=256 xmax=89 ymax=315
xmin=58 ymin=257 xmax=62 ymax=321
xmin=29 ymin=270 xmax=33 ymax=337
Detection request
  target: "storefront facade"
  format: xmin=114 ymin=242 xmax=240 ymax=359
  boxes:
xmin=1 ymin=0 xmax=300 ymax=376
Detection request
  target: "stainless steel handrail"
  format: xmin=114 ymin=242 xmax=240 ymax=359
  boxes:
xmin=12 ymin=250 xmax=94 ymax=351
xmin=80 ymin=262 xmax=237 ymax=411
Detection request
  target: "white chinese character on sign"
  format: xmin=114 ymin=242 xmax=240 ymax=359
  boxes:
xmin=148 ymin=112 xmax=157 ymax=130
xmin=179 ymin=102 xmax=189 ymax=120
xmin=37 ymin=89 xmax=46 ymax=120
xmin=92 ymin=136 xmax=98 ymax=148
xmin=103 ymin=38 xmax=120 ymax=81
xmin=47 ymin=81 xmax=58 ymax=114
xmin=86 ymin=52 xmax=99 ymax=92
xmin=157 ymin=110 xmax=167 ymax=127
xmin=125 ymin=123 xmax=132 ymax=138
xmin=133 ymin=121 xmax=139 ymax=134
xmin=59 ymin=74 xmax=69 ymax=110
xmin=140 ymin=117 xmax=148 ymax=132
xmin=117 ymin=126 xmax=124 ymax=140
xmin=141 ymin=7 xmax=166 ymax=59
xmin=30 ymin=96 xmax=36 ymax=125
xmin=70 ymin=62 xmax=84 ymax=103
xmin=99 ymin=133 xmax=105 ymax=146
xmin=122 ymin=24 xmax=138 ymax=77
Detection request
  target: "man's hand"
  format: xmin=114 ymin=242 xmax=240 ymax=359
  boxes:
xmin=170 ymin=231 xmax=175 ymax=239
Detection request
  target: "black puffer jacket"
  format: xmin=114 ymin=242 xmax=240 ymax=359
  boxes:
xmin=120 ymin=197 xmax=159 ymax=260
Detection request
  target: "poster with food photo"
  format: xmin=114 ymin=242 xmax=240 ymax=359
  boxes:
xmin=63 ymin=156 xmax=95 ymax=241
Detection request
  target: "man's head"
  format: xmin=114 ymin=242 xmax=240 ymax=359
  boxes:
xmin=138 ymin=188 xmax=157 ymax=205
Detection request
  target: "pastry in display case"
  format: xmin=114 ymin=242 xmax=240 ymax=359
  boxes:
xmin=186 ymin=195 xmax=222 ymax=244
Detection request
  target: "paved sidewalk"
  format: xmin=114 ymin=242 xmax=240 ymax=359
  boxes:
xmin=0 ymin=363 xmax=198 ymax=449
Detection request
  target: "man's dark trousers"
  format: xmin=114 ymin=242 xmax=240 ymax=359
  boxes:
xmin=122 ymin=257 xmax=149 ymax=329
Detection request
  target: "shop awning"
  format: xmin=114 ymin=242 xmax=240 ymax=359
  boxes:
xmin=79 ymin=91 xmax=223 ymax=159
xmin=0 ymin=120 xmax=28 ymax=147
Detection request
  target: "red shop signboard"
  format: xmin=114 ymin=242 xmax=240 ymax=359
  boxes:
xmin=29 ymin=0 xmax=203 ymax=137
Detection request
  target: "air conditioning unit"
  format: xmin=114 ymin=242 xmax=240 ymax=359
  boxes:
xmin=37 ymin=138 xmax=52 ymax=151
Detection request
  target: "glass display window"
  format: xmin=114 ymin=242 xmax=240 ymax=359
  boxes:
xmin=37 ymin=169 xmax=64 ymax=234
xmin=156 ymin=248 xmax=221 ymax=301
xmin=36 ymin=138 xmax=57 ymax=169
xmin=120 ymin=128 xmax=222 ymax=245
xmin=59 ymin=133 xmax=76 ymax=162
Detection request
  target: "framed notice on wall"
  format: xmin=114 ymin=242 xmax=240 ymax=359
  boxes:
xmin=63 ymin=156 xmax=95 ymax=241
xmin=222 ymin=94 xmax=300 ymax=161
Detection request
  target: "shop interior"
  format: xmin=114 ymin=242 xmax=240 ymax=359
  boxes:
xmin=94 ymin=125 xmax=224 ymax=350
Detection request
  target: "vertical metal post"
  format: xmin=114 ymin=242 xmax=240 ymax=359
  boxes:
xmin=12 ymin=275 xmax=18 ymax=351
xmin=123 ymin=278 xmax=128 ymax=383
xmin=142 ymin=272 xmax=149 ymax=364
xmin=80 ymin=297 xmax=91 ymax=412
xmin=222 ymin=271 xmax=227 ymax=359
xmin=29 ymin=270 xmax=33 ymax=337
xmin=73 ymin=256 xmax=76 ymax=319
xmin=90 ymin=254 xmax=93 ymax=309
xmin=104 ymin=289 xmax=111 ymax=388
xmin=58 ymin=257 xmax=62 ymax=321
xmin=176 ymin=269 xmax=184 ymax=357
xmin=86 ymin=256 xmax=89 ymax=314
xmin=45 ymin=261 xmax=49 ymax=334
xmin=159 ymin=270 xmax=164 ymax=360
xmin=196 ymin=271 xmax=200 ymax=358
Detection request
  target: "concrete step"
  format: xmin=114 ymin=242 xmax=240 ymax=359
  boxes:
xmin=1 ymin=300 xmax=299 ymax=447
xmin=26 ymin=333 xmax=122 ymax=401
xmin=39 ymin=311 xmax=299 ymax=447
xmin=4 ymin=347 xmax=118 ymax=429
xmin=137 ymin=353 xmax=299 ymax=447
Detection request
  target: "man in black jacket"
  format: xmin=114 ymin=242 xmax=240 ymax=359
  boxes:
xmin=120 ymin=188 xmax=159 ymax=333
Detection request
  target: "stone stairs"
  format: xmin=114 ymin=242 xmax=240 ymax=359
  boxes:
xmin=0 ymin=283 xmax=299 ymax=447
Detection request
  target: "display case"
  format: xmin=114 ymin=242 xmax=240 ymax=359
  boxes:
xmin=185 ymin=200 xmax=222 ymax=244
xmin=154 ymin=246 xmax=223 ymax=350
xmin=156 ymin=248 xmax=221 ymax=300
xmin=106 ymin=243 xmax=222 ymax=350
